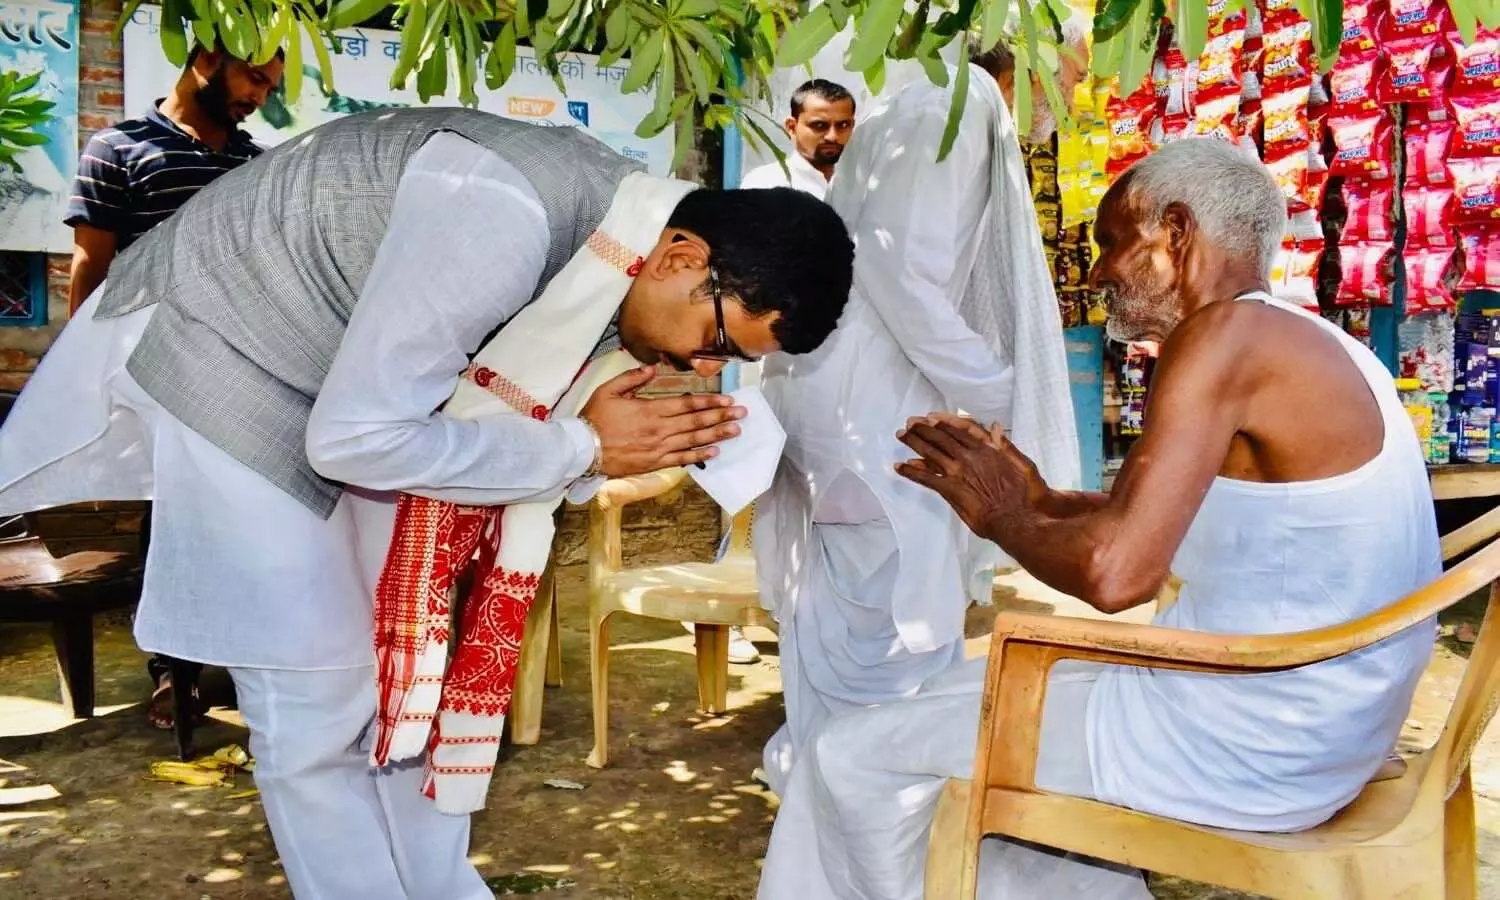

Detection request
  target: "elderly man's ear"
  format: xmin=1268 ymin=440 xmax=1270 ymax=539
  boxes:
xmin=1162 ymin=201 xmax=1198 ymax=255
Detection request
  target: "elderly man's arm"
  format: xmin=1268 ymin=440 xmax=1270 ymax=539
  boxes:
xmin=850 ymin=93 xmax=1016 ymax=426
xmin=900 ymin=302 xmax=1251 ymax=612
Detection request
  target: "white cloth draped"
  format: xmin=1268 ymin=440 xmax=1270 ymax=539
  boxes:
xmin=740 ymin=152 xmax=832 ymax=199
xmin=754 ymin=66 xmax=1079 ymax=792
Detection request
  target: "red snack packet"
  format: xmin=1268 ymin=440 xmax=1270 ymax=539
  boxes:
xmin=1378 ymin=0 xmax=1452 ymax=42
xmin=1192 ymin=92 xmax=1244 ymax=140
xmin=1449 ymin=91 xmax=1500 ymax=158
xmin=1156 ymin=48 xmax=1190 ymax=117
xmin=1450 ymin=27 xmax=1500 ymax=95
xmin=1281 ymin=240 xmax=1326 ymax=310
xmin=1340 ymin=0 xmax=1381 ymax=53
xmin=1403 ymin=184 xmax=1456 ymax=246
xmin=1379 ymin=37 xmax=1453 ymax=104
xmin=1262 ymin=82 xmax=1313 ymax=147
xmin=1106 ymin=87 xmax=1158 ymax=180
xmin=1404 ymin=118 xmax=1456 ymax=186
xmin=1457 ymin=226 xmax=1500 ymax=291
xmin=1196 ymin=22 xmax=1248 ymax=103
xmin=1404 ymin=246 xmax=1461 ymax=313
xmin=1329 ymin=112 xmax=1396 ymax=180
xmin=1450 ymin=157 xmax=1500 ymax=223
xmin=1336 ymin=241 xmax=1398 ymax=305
xmin=1263 ymin=17 xmax=1315 ymax=85
xmin=1265 ymin=143 xmax=1310 ymax=207
xmin=1343 ymin=182 xmax=1396 ymax=241
xmin=1261 ymin=0 xmax=1302 ymax=23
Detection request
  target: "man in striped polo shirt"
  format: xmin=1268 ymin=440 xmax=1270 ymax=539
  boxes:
xmin=66 ymin=41 xmax=283 ymax=313
xmin=64 ymin=40 xmax=282 ymax=731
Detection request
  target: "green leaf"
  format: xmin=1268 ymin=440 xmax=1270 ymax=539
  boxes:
xmin=776 ymin=4 xmax=836 ymax=67
xmin=391 ymin=0 xmax=427 ymax=87
xmin=978 ymin=0 xmax=1009 ymax=52
xmin=622 ymin=29 xmax=664 ymax=92
xmin=113 ymin=0 xmax=147 ymax=39
xmin=417 ymin=34 xmax=448 ymax=98
xmin=863 ymin=53 xmax=886 ymax=95
xmin=675 ymin=33 xmax=712 ymax=103
xmin=254 ymin=6 xmax=287 ymax=64
xmin=678 ymin=19 xmax=724 ymax=66
xmin=160 ymin=0 xmax=190 ymax=67
xmin=1035 ymin=51 xmax=1070 ymax=130
xmin=1116 ymin=0 xmax=1154 ymax=95
xmin=1094 ymin=0 xmax=1139 ymax=39
xmin=675 ymin=0 xmax=717 ymax=17
xmin=1173 ymin=0 xmax=1207 ymax=60
xmin=1449 ymin=0 xmax=1479 ymax=42
xmin=303 ymin=16 xmax=336 ymax=93
xmin=917 ymin=48 xmax=949 ymax=86
xmin=328 ymin=0 xmax=389 ymax=29
xmin=604 ymin=1 xmax=630 ymax=51
xmin=456 ymin=6 xmax=479 ymax=105
xmin=652 ymin=36 xmax=675 ymax=123
xmin=283 ymin=17 xmax=304 ymax=100
xmin=671 ymin=106 xmax=694 ymax=171
xmin=1014 ymin=53 xmax=1032 ymax=136
xmin=846 ymin=0 xmax=905 ymax=72
xmin=1 ymin=130 xmax=49 ymax=147
xmin=515 ymin=0 xmax=532 ymax=37
xmin=937 ymin=38 xmax=969 ymax=161
xmin=1476 ymin=0 xmax=1500 ymax=30
xmin=221 ymin=2 xmax=259 ymax=61
xmin=1090 ymin=19 xmax=1124 ymax=77
xmin=191 ymin=14 xmax=217 ymax=50
xmin=485 ymin=22 xmax=517 ymax=89
xmin=893 ymin=0 xmax=929 ymax=58
xmin=8 ymin=71 xmax=41 ymax=96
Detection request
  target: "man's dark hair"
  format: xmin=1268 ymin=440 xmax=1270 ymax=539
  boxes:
xmin=790 ymin=79 xmax=855 ymax=118
xmin=667 ymin=187 xmax=853 ymax=355
xmin=969 ymin=37 xmax=1017 ymax=78
xmin=186 ymin=39 xmax=285 ymax=69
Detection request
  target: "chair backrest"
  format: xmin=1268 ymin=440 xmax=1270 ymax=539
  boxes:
xmin=1433 ymin=576 xmax=1500 ymax=797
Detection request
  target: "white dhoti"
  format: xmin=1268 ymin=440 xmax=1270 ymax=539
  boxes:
xmin=762 ymin=521 xmax=966 ymax=793
xmin=757 ymin=658 xmax=1149 ymax=900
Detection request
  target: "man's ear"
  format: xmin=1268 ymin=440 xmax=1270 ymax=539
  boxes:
xmin=784 ymin=116 xmax=797 ymax=137
xmin=1161 ymin=201 xmax=1196 ymax=256
xmin=651 ymin=231 xmax=711 ymax=278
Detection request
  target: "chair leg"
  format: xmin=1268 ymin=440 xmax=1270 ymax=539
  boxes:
xmin=586 ymin=609 xmax=613 ymax=769
xmin=545 ymin=580 xmax=563 ymax=689
xmin=510 ymin=575 xmax=556 ymax=747
xmin=1446 ymin=766 xmax=1479 ymax=900
xmin=694 ymin=624 xmax=729 ymax=714
xmin=924 ymin=779 xmax=980 ymax=900
xmin=49 ymin=610 xmax=95 ymax=719
xmin=168 ymin=658 xmax=197 ymax=761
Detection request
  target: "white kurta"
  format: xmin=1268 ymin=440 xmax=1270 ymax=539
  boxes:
xmin=0 ymin=133 xmax=600 ymax=671
xmin=0 ymin=132 xmax=608 ymax=899
xmin=756 ymin=297 xmax=1440 ymax=900
xmin=739 ymin=152 xmax=831 ymax=198
xmin=754 ymin=69 xmax=1077 ymax=792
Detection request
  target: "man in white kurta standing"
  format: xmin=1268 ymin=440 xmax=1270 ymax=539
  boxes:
xmin=0 ymin=108 xmax=854 ymax=899
xmin=739 ymin=79 xmax=857 ymax=200
xmin=753 ymin=17 xmax=1089 ymax=794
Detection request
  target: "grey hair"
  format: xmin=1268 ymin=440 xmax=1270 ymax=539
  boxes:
xmin=1120 ymin=139 xmax=1288 ymax=277
xmin=969 ymin=5 xmax=1089 ymax=76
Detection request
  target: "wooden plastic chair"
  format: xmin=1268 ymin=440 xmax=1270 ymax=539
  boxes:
xmin=507 ymin=562 xmax=562 ymax=746
xmin=584 ymin=468 xmax=771 ymax=768
xmin=926 ymin=522 xmax=1500 ymax=900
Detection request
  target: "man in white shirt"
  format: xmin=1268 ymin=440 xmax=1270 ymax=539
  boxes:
xmin=739 ymin=79 xmax=856 ymax=200
xmin=753 ymin=18 xmax=1088 ymax=795
xmin=0 ymin=110 xmax=855 ymax=899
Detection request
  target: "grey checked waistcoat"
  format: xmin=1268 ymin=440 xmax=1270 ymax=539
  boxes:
xmin=95 ymin=108 xmax=644 ymax=519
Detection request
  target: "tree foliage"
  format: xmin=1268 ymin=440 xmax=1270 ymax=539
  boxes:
xmin=121 ymin=0 xmax=1497 ymax=167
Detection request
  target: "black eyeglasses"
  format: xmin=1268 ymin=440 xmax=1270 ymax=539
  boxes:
xmin=695 ymin=266 xmax=755 ymax=362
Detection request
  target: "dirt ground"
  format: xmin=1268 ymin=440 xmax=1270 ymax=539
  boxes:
xmin=2 ymin=568 xmax=1499 ymax=899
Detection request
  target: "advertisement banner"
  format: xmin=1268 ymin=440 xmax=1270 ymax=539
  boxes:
xmin=122 ymin=6 xmax=673 ymax=175
xmin=0 ymin=0 xmax=79 ymax=253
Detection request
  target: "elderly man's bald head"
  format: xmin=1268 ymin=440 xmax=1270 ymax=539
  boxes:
xmin=1090 ymin=139 xmax=1287 ymax=344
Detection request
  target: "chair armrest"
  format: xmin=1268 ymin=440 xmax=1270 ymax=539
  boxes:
xmin=1442 ymin=504 xmax=1500 ymax=562
xmin=592 ymin=468 xmax=689 ymax=511
xmin=971 ymin=538 xmax=1500 ymax=795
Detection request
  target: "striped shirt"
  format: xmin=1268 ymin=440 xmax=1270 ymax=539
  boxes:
xmin=65 ymin=102 xmax=262 ymax=250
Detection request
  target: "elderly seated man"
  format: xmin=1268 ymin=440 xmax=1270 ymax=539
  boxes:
xmin=754 ymin=137 xmax=1441 ymax=900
